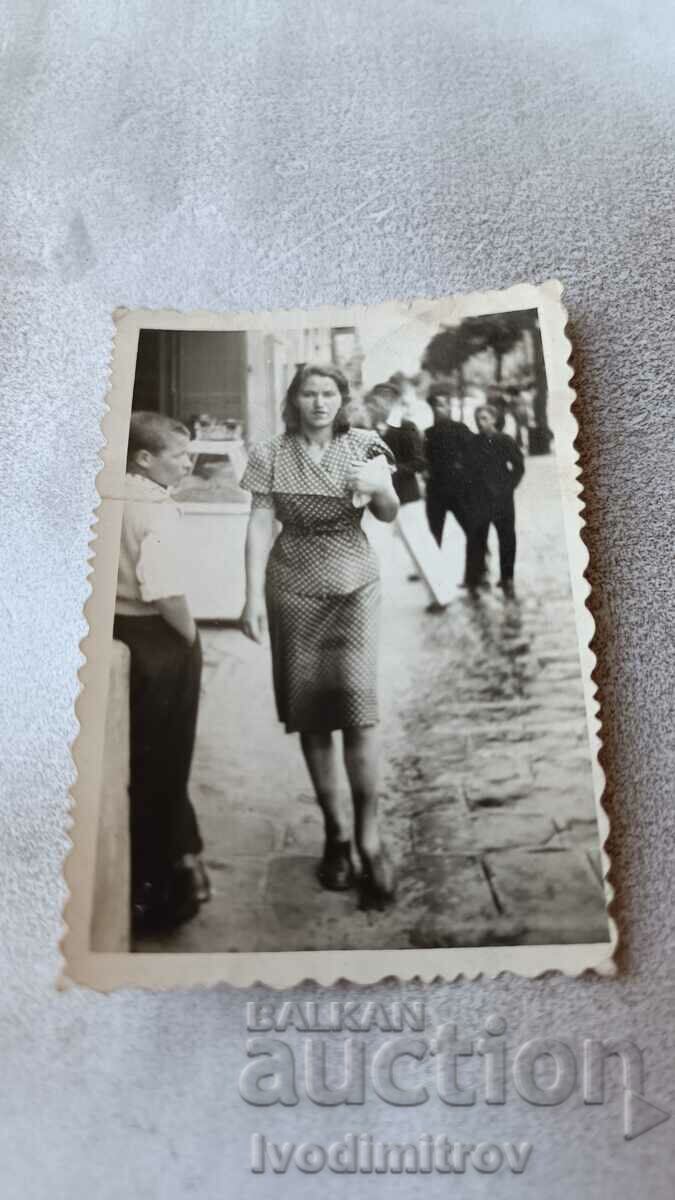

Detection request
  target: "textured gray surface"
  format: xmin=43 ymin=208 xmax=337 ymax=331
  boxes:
xmin=1 ymin=1 xmax=674 ymax=1196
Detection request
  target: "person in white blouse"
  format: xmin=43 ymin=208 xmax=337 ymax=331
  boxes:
xmin=114 ymin=411 xmax=210 ymax=936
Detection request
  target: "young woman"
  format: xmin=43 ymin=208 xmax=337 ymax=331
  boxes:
xmin=240 ymin=363 xmax=399 ymax=908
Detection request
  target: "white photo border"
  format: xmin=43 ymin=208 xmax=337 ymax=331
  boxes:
xmin=62 ymin=280 xmax=616 ymax=990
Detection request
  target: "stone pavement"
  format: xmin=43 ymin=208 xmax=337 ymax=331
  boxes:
xmin=140 ymin=456 xmax=609 ymax=953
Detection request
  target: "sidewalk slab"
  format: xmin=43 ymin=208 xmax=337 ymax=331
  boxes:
xmin=139 ymin=456 xmax=608 ymax=954
xmin=485 ymin=848 xmax=608 ymax=944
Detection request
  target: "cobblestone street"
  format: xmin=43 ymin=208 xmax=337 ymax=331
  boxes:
xmin=141 ymin=456 xmax=609 ymax=953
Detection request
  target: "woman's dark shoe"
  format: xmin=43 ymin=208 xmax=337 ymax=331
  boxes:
xmin=317 ymin=838 xmax=355 ymax=891
xmin=358 ymin=850 xmax=397 ymax=911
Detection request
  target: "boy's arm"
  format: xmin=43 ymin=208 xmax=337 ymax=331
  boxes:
xmin=155 ymin=595 xmax=196 ymax=644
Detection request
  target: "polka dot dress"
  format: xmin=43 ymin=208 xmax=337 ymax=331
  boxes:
xmin=241 ymin=430 xmax=394 ymax=734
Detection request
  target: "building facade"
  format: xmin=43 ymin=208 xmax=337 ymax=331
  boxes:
xmin=131 ymin=326 xmax=364 ymax=445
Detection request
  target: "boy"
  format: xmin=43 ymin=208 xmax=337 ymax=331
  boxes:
xmin=464 ymin=405 xmax=525 ymax=596
xmin=114 ymin=411 xmax=210 ymax=934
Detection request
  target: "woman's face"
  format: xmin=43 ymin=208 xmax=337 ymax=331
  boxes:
xmin=296 ymin=374 xmax=343 ymax=432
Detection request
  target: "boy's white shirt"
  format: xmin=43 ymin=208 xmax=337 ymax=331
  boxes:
xmin=115 ymin=473 xmax=189 ymax=615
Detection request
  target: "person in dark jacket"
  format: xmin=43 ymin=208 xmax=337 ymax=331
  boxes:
xmin=364 ymin=383 xmax=426 ymax=505
xmin=464 ymin=405 xmax=525 ymax=596
xmin=486 ymin=385 xmax=508 ymax=432
xmin=423 ymin=383 xmax=473 ymax=547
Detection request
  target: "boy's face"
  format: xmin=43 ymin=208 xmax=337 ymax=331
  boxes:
xmin=135 ymin=432 xmax=193 ymax=488
xmin=366 ymin=397 xmax=391 ymax=431
xmin=476 ymin=409 xmax=497 ymax=434
xmin=433 ymin=395 xmax=452 ymax=420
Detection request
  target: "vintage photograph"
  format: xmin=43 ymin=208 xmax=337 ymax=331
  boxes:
xmin=65 ymin=285 xmax=613 ymax=989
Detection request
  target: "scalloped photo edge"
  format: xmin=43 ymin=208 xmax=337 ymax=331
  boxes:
xmin=61 ymin=280 xmax=615 ymax=990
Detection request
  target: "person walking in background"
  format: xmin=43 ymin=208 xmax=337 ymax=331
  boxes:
xmin=507 ymin=385 xmax=531 ymax=451
xmin=363 ymin=381 xmax=426 ymax=506
xmin=114 ymin=412 xmax=210 ymax=935
xmin=464 ymin=404 xmax=525 ymax=598
xmin=423 ymin=382 xmax=473 ymax=551
xmin=386 ymin=371 xmax=434 ymax=433
xmin=363 ymin=380 xmax=456 ymax=612
xmin=240 ymin=363 xmax=400 ymax=910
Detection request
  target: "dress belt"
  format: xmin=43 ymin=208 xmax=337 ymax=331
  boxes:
xmin=280 ymin=522 xmax=358 ymax=535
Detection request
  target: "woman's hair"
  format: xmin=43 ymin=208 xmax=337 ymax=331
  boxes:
xmin=128 ymin=411 xmax=190 ymax=460
xmin=281 ymin=363 xmax=351 ymax=435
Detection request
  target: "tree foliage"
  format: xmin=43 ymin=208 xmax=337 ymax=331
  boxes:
xmin=422 ymin=312 xmax=526 ymax=380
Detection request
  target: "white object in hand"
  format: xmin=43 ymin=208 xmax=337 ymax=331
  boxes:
xmin=350 ymin=455 xmax=393 ymax=508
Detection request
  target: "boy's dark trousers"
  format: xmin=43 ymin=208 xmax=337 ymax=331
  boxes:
xmin=465 ymin=497 xmax=517 ymax=586
xmin=425 ymin=488 xmax=470 ymax=547
xmin=113 ymin=615 xmax=203 ymax=895
xmin=423 ymin=419 xmax=473 ymax=548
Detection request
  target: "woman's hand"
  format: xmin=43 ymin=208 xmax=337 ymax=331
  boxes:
xmin=240 ymin=596 xmax=267 ymax=644
xmin=346 ymin=456 xmax=392 ymax=498
xmin=347 ymin=456 xmax=399 ymax=524
xmin=242 ymin=507 xmax=275 ymax=642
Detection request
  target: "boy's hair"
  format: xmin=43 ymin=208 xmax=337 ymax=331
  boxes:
xmin=282 ymin=363 xmax=351 ymax=436
xmin=369 ymin=380 xmax=401 ymax=401
xmin=127 ymin=411 xmax=190 ymax=461
xmin=426 ymin=382 xmax=455 ymax=409
xmin=364 ymin=383 xmax=397 ymax=412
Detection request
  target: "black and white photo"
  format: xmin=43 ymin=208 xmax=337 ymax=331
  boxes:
xmin=65 ymin=284 xmax=613 ymax=989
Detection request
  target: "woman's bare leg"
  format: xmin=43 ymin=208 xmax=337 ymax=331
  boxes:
xmin=299 ymin=731 xmax=349 ymax=842
xmin=343 ymin=727 xmax=395 ymax=904
xmin=342 ymin=726 xmax=381 ymax=859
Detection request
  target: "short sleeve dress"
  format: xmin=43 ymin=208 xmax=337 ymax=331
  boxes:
xmin=240 ymin=428 xmax=394 ymax=734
